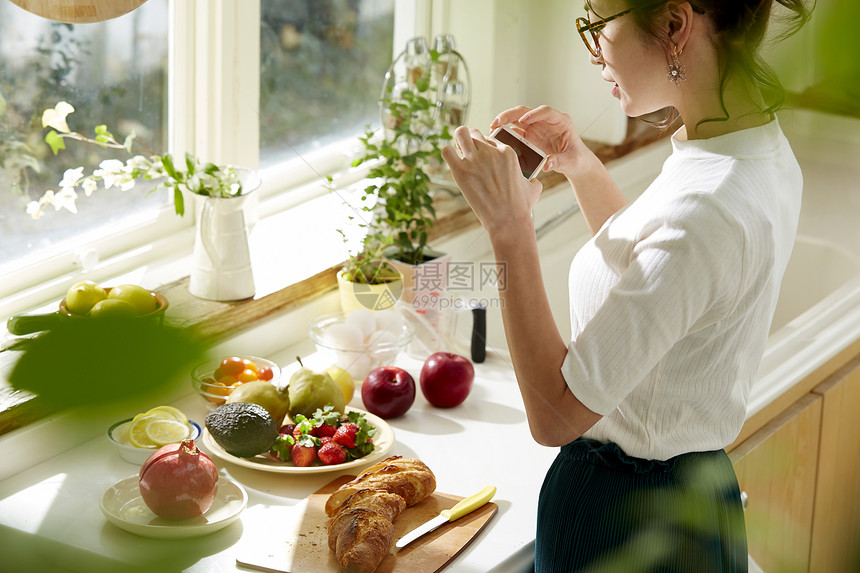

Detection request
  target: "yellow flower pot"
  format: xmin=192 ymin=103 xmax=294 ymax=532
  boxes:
xmin=337 ymin=269 xmax=404 ymax=313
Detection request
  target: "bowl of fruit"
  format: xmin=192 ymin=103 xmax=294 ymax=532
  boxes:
xmin=60 ymin=281 xmax=168 ymax=319
xmin=6 ymin=280 xmax=168 ymax=336
xmin=308 ymin=309 xmax=412 ymax=381
xmin=191 ymin=355 xmax=282 ymax=409
xmin=108 ymin=405 xmax=201 ymax=464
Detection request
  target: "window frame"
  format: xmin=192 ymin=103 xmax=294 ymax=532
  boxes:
xmin=0 ymin=0 xmax=426 ymax=319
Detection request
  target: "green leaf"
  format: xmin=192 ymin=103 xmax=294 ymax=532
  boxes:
xmin=44 ymin=130 xmax=65 ymax=155
xmin=161 ymin=154 xmax=179 ymax=179
xmin=122 ymin=131 xmax=135 ymax=154
xmin=7 ymin=317 xmax=209 ymax=409
xmin=185 ymin=152 xmax=198 ymax=175
xmin=173 ymin=186 xmax=185 ymax=216
xmin=94 ymin=124 xmax=114 ymax=145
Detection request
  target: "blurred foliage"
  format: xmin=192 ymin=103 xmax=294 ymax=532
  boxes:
xmin=783 ymin=1 xmax=860 ymax=116
xmin=8 ymin=317 xmax=209 ymax=409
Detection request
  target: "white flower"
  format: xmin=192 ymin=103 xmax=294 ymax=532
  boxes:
xmin=54 ymin=187 xmax=79 ymax=214
xmin=126 ymin=155 xmax=151 ymax=171
xmin=26 ymin=200 xmax=45 ymax=219
xmin=59 ymin=167 xmax=84 ymax=188
xmin=82 ymin=178 xmax=98 ymax=196
xmin=94 ymin=159 xmax=126 ymax=189
xmin=39 ymin=190 xmax=56 ymax=208
xmin=41 ymin=102 xmax=75 ymax=133
xmin=119 ymin=177 xmax=136 ymax=191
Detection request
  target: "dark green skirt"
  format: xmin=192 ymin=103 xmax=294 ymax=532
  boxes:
xmin=535 ymin=438 xmax=747 ymax=572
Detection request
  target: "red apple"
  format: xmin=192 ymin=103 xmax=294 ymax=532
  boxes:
xmin=362 ymin=366 xmax=416 ymax=419
xmin=420 ymin=352 xmax=474 ymax=408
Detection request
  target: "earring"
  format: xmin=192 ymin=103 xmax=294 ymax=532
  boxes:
xmin=666 ymin=44 xmax=686 ymax=86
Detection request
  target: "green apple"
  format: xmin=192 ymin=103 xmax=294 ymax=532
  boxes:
xmin=107 ymin=284 xmax=157 ymax=315
xmin=89 ymin=298 xmax=137 ymax=318
xmin=65 ymin=280 xmax=107 ymax=315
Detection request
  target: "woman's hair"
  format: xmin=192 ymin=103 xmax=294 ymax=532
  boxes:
xmin=624 ymin=0 xmax=814 ymax=128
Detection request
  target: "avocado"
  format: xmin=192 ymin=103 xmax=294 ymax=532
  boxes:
xmin=205 ymin=402 xmax=278 ymax=458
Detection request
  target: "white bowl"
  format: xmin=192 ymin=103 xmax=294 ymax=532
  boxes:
xmin=308 ymin=312 xmax=412 ymax=380
xmin=107 ymin=418 xmax=202 ymax=464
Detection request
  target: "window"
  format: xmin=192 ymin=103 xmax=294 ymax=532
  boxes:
xmin=0 ymin=0 xmax=170 ymax=269
xmin=0 ymin=0 xmax=404 ymax=311
xmin=259 ymin=0 xmax=396 ymax=168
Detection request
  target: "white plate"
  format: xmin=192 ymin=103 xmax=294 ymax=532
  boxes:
xmin=201 ymin=408 xmax=395 ymax=474
xmin=100 ymin=475 xmax=247 ymax=538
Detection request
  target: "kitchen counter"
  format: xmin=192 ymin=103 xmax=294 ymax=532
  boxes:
xmin=0 ymin=335 xmax=554 ymax=573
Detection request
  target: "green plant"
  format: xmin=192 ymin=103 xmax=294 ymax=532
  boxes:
xmin=350 ymin=69 xmax=452 ymax=268
xmin=337 ymin=228 xmax=401 ymax=285
xmin=27 ymin=102 xmax=247 ymax=219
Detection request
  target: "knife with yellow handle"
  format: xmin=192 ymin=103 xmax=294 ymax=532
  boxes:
xmin=395 ymin=485 xmax=497 ymax=549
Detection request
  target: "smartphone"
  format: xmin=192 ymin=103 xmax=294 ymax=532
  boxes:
xmin=490 ymin=125 xmax=548 ymax=180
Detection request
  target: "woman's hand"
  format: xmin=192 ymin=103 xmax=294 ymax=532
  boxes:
xmin=490 ymin=105 xmax=591 ymax=177
xmin=441 ymin=126 xmax=541 ymax=238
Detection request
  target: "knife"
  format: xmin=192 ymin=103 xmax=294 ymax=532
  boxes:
xmin=395 ymin=485 xmax=496 ymax=549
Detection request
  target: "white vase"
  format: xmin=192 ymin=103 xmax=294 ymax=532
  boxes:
xmin=188 ymin=169 xmax=260 ymax=302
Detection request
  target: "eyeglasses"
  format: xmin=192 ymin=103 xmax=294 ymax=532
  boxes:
xmin=575 ymin=3 xmax=651 ymax=58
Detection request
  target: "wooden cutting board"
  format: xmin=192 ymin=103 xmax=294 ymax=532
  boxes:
xmin=236 ymin=475 xmax=498 ymax=573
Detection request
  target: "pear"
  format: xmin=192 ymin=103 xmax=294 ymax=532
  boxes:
xmin=226 ymin=380 xmax=291 ymax=426
xmin=65 ymin=280 xmax=107 ymax=315
xmin=288 ymin=361 xmax=346 ymax=419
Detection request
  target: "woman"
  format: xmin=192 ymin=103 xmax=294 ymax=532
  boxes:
xmin=441 ymin=0 xmax=812 ymax=570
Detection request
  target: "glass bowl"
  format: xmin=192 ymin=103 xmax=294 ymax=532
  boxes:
xmin=307 ymin=312 xmax=412 ymax=381
xmin=107 ymin=418 xmax=201 ymax=464
xmin=190 ymin=355 xmax=281 ymax=410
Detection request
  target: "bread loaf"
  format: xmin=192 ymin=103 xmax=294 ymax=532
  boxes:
xmin=325 ymin=456 xmax=436 ymax=517
xmin=326 ymin=457 xmax=436 ymax=573
xmin=330 ymin=508 xmax=396 ymax=573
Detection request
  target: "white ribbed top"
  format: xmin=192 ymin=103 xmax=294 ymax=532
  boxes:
xmin=561 ymin=119 xmax=803 ymax=460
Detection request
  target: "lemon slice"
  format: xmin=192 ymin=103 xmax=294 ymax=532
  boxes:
xmin=146 ymin=405 xmax=187 ymax=424
xmin=128 ymin=414 xmax=161 ymax=448
xmin=145 ymin=419 xmax=191 ymax=446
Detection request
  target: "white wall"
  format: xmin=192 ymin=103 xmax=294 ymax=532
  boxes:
xmin=429 ymin=0 xmax=628 ymax=144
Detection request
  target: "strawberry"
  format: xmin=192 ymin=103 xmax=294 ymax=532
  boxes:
xmin=291 ymin=443 xmax=317 ymax=467
xmin=290 ymin=433 xmax=319 ymax=466
xmin=316 ymin=423 xmax=338 ymax=438
xmin=318 ymin=442 xmax=347 ymax=465
xmin=269 ymin=434 xmax=295 ymax=462
xmin=332 ymin=423 xmax=360 ymax=449
xmin=278 ymin=424 xmax=296 ymax=437
xmin=292 ymin=416 xmax=316 ymax=438
xmin=320 ymin=436 xmax=333 ymax=446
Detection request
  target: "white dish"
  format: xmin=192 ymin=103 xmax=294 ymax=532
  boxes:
xmin=100 ymin=475 xmax=247 ymax=539
xmin=201 ymin=408 xmax=395 ymax=474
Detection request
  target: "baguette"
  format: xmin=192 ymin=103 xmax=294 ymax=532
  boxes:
xmin=325 ymin=457 xmax=436 ymax=573
xmin=325 ymin=456 xmax=436 ymax=517
xmin=330 ymin=508 xmax=396 ymax=573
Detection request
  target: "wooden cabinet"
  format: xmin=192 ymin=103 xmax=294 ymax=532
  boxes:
xmin=730 ymin=394 xmax=822 ymax=572
xmin=729 ymin=352 xmax=860 ymax=572
xmin=809 ymin=356 xmax=860 ymax=572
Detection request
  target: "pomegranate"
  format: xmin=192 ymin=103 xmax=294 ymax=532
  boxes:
xmin=138 ymin=439 xmax=219 ymax=520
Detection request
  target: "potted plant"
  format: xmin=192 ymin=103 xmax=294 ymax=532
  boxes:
xmin=336 ymin=228 xmax=403 ymax=314
xmin=350 ymin=62 xmax=453 ymax=309
xmin=27 ymin=101 xmax=259 ymax=301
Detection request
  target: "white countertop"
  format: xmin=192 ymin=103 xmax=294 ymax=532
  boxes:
xmin=0 ymin=339 xmax=554 ymax=573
